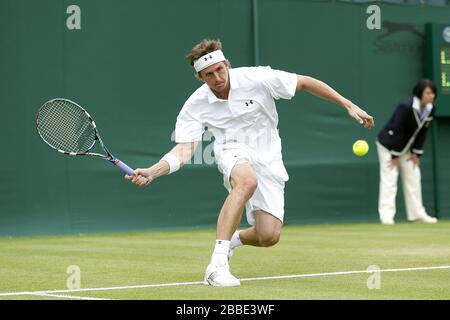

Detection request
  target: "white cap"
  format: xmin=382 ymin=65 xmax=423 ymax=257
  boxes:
xmin=193 ymin=50 xmax=226 ymax=72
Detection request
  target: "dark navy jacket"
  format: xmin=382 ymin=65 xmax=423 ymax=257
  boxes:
xmin=377 ymin=96 xmax=435 ymax=158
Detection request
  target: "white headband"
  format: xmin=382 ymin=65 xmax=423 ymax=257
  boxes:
xmin=193 ymin=50 xmax=226 ymax=72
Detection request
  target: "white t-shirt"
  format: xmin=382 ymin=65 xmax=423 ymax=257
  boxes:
xmin=175 ymin=66 xmax=297 ymax=181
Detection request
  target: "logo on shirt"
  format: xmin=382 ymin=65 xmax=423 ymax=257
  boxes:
xmin=244 ymin=100 xmax=254 ymax=107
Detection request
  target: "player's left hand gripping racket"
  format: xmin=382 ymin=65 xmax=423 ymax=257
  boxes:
xmin=36 ymin=98 xmax=137 ymax=177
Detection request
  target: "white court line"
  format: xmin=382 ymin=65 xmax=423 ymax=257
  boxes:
xmin=0 ymin=265 xmax=448 ymax=298
xmin=0 ymin=281 xmax=204 ymax=297
xmin=28 ymin=293 xmax=113 ymax=300
xmin=240 ymin=265 xmax=450 ymax=282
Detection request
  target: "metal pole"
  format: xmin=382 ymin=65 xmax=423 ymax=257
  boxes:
xmin=431 ymin=119 xmax=440 ymax=218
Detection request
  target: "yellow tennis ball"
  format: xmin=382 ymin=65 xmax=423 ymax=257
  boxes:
xmin=353 ymin=140 xmax=369 ymax=156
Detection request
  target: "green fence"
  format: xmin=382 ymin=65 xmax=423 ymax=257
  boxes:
xmin=0 ymin=0 xmax=449 ymax=236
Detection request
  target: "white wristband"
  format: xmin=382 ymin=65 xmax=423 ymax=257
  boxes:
xmin=161 ymin=153 xmax=181 ymax=174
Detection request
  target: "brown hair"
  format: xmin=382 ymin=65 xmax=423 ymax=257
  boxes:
xmin=186 ymin=39 xmax=231 ymax=71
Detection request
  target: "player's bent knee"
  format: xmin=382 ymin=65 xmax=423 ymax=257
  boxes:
xmin=258 ymin=231 xmax=280 ymax=247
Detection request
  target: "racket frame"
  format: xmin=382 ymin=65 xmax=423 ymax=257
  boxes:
xmin=36 ymin=98 xmax=135 ymax=176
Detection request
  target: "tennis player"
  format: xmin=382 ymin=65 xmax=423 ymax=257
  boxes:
xmin=125 ymin=39 xmax=374 ymax=286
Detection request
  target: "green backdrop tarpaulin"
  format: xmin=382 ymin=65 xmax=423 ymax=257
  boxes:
xmin=0 ymin=0 xmax=448 ymax=236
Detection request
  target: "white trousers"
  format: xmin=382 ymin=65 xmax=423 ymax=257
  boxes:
xmin=376 ymin=141 xmax=428 ymax=221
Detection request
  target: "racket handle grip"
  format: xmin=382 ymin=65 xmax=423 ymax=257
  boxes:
xmin=113 ymin=159 xmax=135 ymax=176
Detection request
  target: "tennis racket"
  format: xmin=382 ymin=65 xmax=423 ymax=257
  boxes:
xmin=36 ymin=98 xmax=137 ymax=177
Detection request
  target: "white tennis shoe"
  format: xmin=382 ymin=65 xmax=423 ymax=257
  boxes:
xmin=381 ymin=218 xmax=395 ymax=225
xmin=411 ymin=215 xmax=438 ymax=224
xmin=203 ymin=263 xmax=240 ymax=287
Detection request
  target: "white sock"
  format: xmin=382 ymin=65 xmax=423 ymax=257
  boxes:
xmin=230 ymin=230 xmax=243 ymax=250
xmin=210 ymin=240 xmax=230 ymax=266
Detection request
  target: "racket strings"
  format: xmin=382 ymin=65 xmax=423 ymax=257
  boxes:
xmin=37 ymin=100 xmax=96 ymax=153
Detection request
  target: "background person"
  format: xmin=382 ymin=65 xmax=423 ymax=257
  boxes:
xmin=377 ymin=79 xmax=438 ymax=225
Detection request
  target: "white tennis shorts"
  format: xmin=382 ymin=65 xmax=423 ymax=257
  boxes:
xmin=215 ymin=145 xmax=288 ymax=226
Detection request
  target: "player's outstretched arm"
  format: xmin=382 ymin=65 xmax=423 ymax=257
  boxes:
xmin=125 ymin=142 xmax=198 ymax=187
xmin=296 ymin=75 xmax=375 ymax=129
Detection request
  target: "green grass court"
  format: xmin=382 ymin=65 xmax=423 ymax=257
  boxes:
xmin=0 ymin=221 xmax=449 ymax=300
